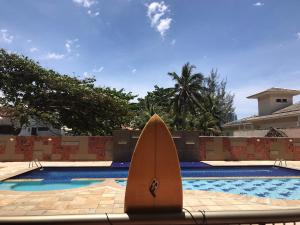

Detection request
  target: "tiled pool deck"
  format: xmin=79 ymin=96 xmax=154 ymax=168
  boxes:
xmin=0 ymin=161 xmax=300 ymax=216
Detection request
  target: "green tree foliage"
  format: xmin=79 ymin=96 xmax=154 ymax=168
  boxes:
xmin=167 ymin=62 xmax=205 ymax=129
xmin=130 ymin=85 xmax=173 ymax=129
xmin=132 ymin=63 xmax=236 ymax=135
xmin=0 ymin=50 xmax=235 ymax=135
xmin=0 ymin=49 xmax=135 ymax=135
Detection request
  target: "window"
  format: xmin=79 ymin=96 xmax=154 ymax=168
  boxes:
xmin=31 ymin=127 xmax=37 ymax=135
xmin=276 ymin=98 xmax=288 ymax=103
xmin=38 ymin=127 xmax=49 ymax=131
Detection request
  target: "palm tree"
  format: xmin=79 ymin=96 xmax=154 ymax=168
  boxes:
xmin=168 ymin=63 xmax=204 ymax=129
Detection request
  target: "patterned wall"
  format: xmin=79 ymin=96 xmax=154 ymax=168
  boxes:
xmin=0 ymin=136 xmax=112 ymax=161
xmin=0 ymin=135 xmax=300 ymax=161
xmin=199 ymin=137 xmax=300 ymax=161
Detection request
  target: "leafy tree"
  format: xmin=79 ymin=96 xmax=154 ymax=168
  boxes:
xmin=131 ymin=63 xmax=235 ymax=135
xmin=0 ymin=50 xmax=235 ymax=135
xmin=130 ymin=86 xmax=173 ymax=129
xmin=167 ymin=63 xmax=204 ymax=129
xmin=201 ymin=70 xmax=235 ymax=131
xmin=0 ymin=49 xmax=134 ymax=135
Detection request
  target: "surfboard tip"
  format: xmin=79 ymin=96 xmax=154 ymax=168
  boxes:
xmin=150 ymin=113 xmax=161 ymax=122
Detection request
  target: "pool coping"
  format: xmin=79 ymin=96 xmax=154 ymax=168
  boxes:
xmin=3 ymin=179 xmax=43 ymax=182
xmin=0 ymin=167 xmax=36 ymax=182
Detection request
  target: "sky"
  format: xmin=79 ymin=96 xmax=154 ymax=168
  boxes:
xmin=1 ymin=0 xmax=300 ymax=119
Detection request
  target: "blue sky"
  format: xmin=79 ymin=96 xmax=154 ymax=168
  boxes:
xmin=1 ymin=0 xmax=300 ymax=119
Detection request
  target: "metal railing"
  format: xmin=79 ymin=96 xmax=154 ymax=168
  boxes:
xmin=0 ymin=209 xmax=300 ymax=224
xmin=274 ymin=158 xmax=287 ymax=167
xmin=28 ymin=158 xmax=43 ymax=170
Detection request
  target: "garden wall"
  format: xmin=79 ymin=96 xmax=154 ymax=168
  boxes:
xmin=199 ymin=136 xmax=300 ymax=161
xmin=0 ymin=132 xmax=300 ymax=161
xmin=0 ymin=136 xmax=112 ymax=161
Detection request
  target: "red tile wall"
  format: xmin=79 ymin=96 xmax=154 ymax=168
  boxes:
xmin=0 ymin=136 xmax=112 ymax=161
xmin=1 ymin=136 xmax=300 ymax=161
xmin=199 ymin=137 xmax=300 ymax=161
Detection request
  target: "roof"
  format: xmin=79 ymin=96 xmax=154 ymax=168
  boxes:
xmin=223 ymin=102 xmax=300 ymax=128
xmin=247 ymin=87 xmax=300 ymax=99
xmin=223 ymin=116 xmax=256 ymax=128
xmin=243 ymin=108 xmax=300 ymax=123
xmin=272 ymin=102 xmax=300 ymax=114
xmin=265 ymin=127 xmax=287 ymax=137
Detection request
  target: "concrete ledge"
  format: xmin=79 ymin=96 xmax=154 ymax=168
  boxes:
xmin=0 ymin=209 xmax=300 ymax=224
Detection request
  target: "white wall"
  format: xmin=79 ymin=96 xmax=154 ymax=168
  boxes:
xmin=18 ymin=118 xmax=64 ymax=136
xmin=258 ymin=95 xmax=293 ymax=116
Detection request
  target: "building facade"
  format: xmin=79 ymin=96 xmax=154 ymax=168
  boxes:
xmin=223 ymin=88 xmax=300 ymax=137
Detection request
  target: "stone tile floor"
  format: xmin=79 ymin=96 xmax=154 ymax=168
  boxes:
xmin=0 ymin=161 xmax=300 ymax=216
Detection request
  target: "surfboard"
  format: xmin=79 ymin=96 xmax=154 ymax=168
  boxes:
xmin=124 ymin=114 xmax=183 ymax=213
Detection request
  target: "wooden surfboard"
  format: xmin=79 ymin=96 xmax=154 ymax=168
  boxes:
xmin=124 ymin=114 xmax=183 ymax=213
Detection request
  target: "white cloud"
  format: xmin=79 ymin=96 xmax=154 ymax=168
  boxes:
xmin=6 ymin=50 xmax=19 ymax=54
xmin=132 ymin=69 xmax=137 ymax=74
xmin=146 ymin=1 xmax=172 ymax=37
xmin=92 ymin=67 xmax=104 ymax=73
xmin=296 ymin=32 xmax=300 ymax=40
xmin=157 ymin=18 xmax=172 ymax=36
xmin=46 ymin=52 xmax=65 ymax=60
xmin=171 ymin=39 xmax=176 ymax=45
xmin=253 ymin=2 xmax=264 ymax=6
xmin=73 ymin=0 xmax=99 ymax=18
xmin=0 ymin=29 xmax=14 ymax=43
xmin=87 ymin=10 xmax=100 ymax=17
xmin=147 ymin=2 xmax=168 ymax=26
xmin=73 ymin=0 xmax=96 ymax=8
xmin=65 ymin=39 xmax=79 ymax=53
xmin=65 ymin=42 xmax=71 ymax=53
xmin=27 ymin=39 xmax=32 ymax=43
xmin=29 ymin=47 xmax=38 ymax=52
xmin=83 ymin=71 xmax=94 ymax=78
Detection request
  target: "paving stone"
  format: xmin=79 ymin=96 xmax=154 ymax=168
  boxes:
xmin=1 ymin=161 xmax=300 ymax=216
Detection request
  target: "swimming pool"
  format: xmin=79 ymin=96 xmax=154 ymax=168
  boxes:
xmin=1 ymin=165 xmax=300 ymax=199
xmin=6 ymin=165 xmax=300 ymax=180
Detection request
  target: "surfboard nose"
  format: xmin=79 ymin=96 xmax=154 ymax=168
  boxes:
xmin=149 ymin=114 xmax=162 ymax=122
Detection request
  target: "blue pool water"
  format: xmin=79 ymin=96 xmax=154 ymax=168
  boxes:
xmin=111 ymin=161 xmax=211 ymax=168
xmin=8 ymin=166 xmax=300 ymax=180
xmin=116 ymin=178 xmax=300 ymax=200
xmin=1 ymin=165 xmax=300 ymax=197
xmin=0 ymin=180 xmax=102 ymax=191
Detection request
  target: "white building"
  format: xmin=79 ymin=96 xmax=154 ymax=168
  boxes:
xmin=223 ymin=88 xmax=300 ymax=137
xmin=0 ymin=109 xmax=65 ymax=136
